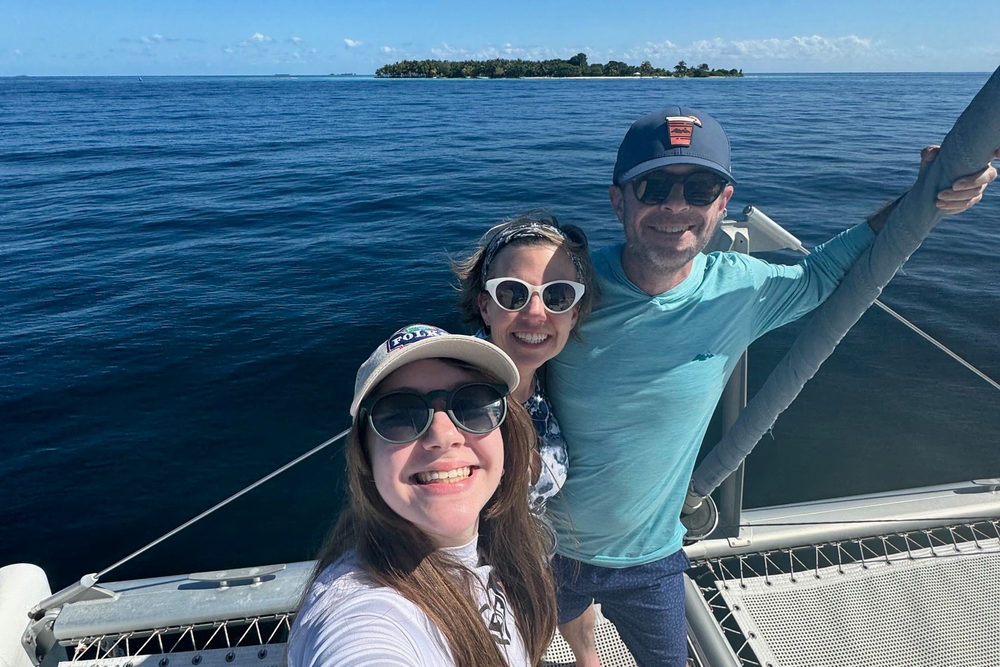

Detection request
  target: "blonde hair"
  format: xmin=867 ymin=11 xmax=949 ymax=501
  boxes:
xmin=309 ymin=360 xmax=557 ymax=667
xmin=452 ymin=211 xmax=598 ymax=340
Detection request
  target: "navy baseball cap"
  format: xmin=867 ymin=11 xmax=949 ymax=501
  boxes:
xmin=613 ymin=106 xmax=736 ymax=185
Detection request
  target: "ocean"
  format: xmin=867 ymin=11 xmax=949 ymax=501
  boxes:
xmin=2 ymin=72 xmax=998 ymax=588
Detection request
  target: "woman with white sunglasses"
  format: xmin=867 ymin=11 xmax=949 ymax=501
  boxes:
xmin=454 ymin=212 xmax=597 ymax=515
xmin=454 ymin=212 xmax=601 ymax=665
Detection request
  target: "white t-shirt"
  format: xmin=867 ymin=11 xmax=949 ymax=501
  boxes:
xmin=288 ymin=537 xmax=530 ymax=667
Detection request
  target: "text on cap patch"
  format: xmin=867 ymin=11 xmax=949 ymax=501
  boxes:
xmin=665 ymin=115 xmax=702 ymax=147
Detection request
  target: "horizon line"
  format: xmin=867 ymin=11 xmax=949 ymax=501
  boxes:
xmin=2 ymin=70 xmax=994 ymax=78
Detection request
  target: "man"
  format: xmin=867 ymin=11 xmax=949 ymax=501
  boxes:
xmin=544 ymin=106 xmax=998 ymax=666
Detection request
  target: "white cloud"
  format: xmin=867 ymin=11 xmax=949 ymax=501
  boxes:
xmin=270 ymin=46 xmax=324 ymax=65
xmin=291 ymin=36 xmax=304 ymax=44
xmin=430 ymin=42 xmax=459 ymax=57
xmin=422 ymin=42 xmax=595 ymax=62
xmin=619 ymin=41 xmax=679 ymax=62
xmin=381 ymin=46 xmax=395 ymax=54
xmin=223 ymin=47 xmax=234 ymax=54
xmin=344 ymin=38 xmax=362 ymax=48
xmin=721 ymin=35 xmax=874 ymax=61
xmin=239 ymin=32 xmax=273 ymax=47
xmin=618 ymin=35 xmax=877 ymax=65
xmin=474 ymin=44 xmax=564 ymax=60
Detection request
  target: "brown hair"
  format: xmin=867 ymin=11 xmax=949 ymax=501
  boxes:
xmin=309 ymin=360 xmax=557 ymax=666
xmin=452 ymin=211 xmax=598 ymax=340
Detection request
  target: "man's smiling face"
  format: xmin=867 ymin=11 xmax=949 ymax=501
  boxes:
xmin=611 ymin=164 xmax=734 ymax=280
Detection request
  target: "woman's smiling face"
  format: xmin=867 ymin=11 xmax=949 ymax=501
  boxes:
xmin=478 ymin=243 xmax=580 ymax=381
xmin=365 ymin=358 xmax=505 ymax=548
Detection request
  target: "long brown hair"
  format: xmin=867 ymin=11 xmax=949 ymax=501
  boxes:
xmin=452 ymin=210 xmax=598 ymax=340
xmin=310 ymin=361 xmax=557 ymax=666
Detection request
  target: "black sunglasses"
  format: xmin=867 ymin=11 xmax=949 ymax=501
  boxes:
xmin=630 ymin=170 xmax=729 ymax=207
xmin=360 ymin=383 xmax=508 ymax=444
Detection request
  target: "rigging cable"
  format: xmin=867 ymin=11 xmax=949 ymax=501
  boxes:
xmin=794 ymin=245 xmax=1000 ymax=393
xmin=33 ymin=427 xmax=351 ymax=615
xmin=97 ymin=427 xmax=351 ymax=580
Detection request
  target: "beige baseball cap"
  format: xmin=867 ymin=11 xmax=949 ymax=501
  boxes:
xmin=350 ymin=324 xmax=520 ymax=418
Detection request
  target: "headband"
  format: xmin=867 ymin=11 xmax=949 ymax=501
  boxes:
xmin=480 ymin=222 xmax=585 ymax=287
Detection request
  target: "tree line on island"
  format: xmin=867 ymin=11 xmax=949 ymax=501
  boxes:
xmin=375 ymin=54 xmax=742 ymax=79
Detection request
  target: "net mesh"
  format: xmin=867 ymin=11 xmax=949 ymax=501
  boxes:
xmin=60 ymin=614 xmax=293 ymax=663
xmin=711 ymin=533 xmax=1000 ymax=667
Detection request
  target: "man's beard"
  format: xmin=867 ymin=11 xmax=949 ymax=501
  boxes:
xmin=625 ymin=211 xmax=715 ymax=274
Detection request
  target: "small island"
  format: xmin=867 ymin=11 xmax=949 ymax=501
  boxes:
xmin=376 ymin=54 xmax=741 ymax=79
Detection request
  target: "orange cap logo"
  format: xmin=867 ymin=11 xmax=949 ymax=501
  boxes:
xmin=665 ymin=115 xmax=701 ymax=147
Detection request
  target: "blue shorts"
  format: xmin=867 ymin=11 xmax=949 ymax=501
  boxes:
xmin=552 ymin=550 xmax=691 ymax=667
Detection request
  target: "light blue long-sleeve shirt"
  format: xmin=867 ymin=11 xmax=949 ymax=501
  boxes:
xmin=546 ymin=222 xmax=876 ymax=567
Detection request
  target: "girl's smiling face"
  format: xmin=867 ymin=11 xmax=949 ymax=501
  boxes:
xmin=365 ymin=358 xmax=505 ymax=548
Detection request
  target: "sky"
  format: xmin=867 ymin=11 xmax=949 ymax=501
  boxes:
xmin=3 ymin=0 xmax=998 ymax=76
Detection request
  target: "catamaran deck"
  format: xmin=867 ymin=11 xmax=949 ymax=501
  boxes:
xmin=15 ymin=481 xmax=993 ymax=667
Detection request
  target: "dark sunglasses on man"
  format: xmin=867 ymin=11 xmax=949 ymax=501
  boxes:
xmin=630 ymin=169 xmax=729 ymax=207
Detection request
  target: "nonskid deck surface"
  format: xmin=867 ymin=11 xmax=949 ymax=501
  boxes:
xmin=542 ymin=604 xmax=637 ymax=666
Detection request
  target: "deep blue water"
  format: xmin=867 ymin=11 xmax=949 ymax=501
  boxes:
xmin=2 ymin=73 xmax=999 ymax=588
